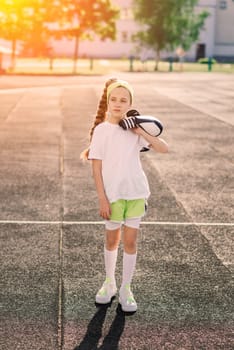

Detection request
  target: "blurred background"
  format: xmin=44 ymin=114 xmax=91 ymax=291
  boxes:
xmin=0 ymin=0 xmax=234 ymax=74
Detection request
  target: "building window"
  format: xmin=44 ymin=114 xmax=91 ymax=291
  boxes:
xmin=121 ymin=31 xmax=128 ymax=43
xmin=219 ymin=0 xmax=227 ymax=9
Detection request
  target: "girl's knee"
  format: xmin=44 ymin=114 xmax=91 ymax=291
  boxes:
xmin=124 ymin=241 xmax=137 ymax=254
xmin=123 ymin=224 xmax=138 ymax=253
xmin=106 ymin=239 xmax=119 ymax=250
xmin=105 ymin=228 xmax=121 ymax=250
xmin=123 ymin=236 xmax=137 ymax=253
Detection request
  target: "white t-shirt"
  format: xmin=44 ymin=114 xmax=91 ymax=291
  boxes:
xmin=89 ymin=121 xmax=151 ymax=203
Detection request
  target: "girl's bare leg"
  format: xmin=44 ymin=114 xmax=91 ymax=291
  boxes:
xmin=105 ymin=228 xmax=121 ymax=250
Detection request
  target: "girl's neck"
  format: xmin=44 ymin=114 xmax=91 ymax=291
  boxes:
xmin=107 ymin=120 xmax=119 ymax=125
xmin=106 ymin=116 xmax=120 ymax=125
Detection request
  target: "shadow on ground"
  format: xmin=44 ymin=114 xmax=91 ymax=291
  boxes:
xmin=73 ymin=301 xmax=134 ymax=350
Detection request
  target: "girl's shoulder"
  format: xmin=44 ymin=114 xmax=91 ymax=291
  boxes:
xmin=93 ymin=122 xmax=106 ymax=134
xmin=94 ymin=121 xmax=115 ymax=133
xmin=95 ymin=122 xmax=106 ymax=130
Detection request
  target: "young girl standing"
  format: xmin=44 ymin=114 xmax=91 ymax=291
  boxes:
xmin=81 ymin=78 xmax=168 ymax=312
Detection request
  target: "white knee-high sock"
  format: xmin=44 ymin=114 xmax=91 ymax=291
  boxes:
xmin=121 ymin=252 xmax=137 ymax=290
xmin=104 ymin=247 xmax=118 ymax=285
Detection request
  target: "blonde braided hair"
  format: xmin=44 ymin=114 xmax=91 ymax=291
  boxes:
xmin=80 ymin=77 xmax=117 ymax=160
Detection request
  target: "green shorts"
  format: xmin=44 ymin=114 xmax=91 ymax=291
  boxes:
xmin=110 ymin=199 xmax=146 ymax=222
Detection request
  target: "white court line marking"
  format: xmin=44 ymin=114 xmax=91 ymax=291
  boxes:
xmin=0 ymin=220 xmax=233 ymax=226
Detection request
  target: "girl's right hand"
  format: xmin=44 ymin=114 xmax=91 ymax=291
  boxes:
xmin=99 ymin=197 xmax=112 ymax=220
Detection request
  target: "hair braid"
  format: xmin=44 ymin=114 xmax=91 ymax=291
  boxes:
xmin=80 ymin=77 xmax=117 ymax=160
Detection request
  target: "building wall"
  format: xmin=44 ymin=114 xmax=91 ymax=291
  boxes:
xmin=192 ymin=0 xmax=217 ymax=59
xmin=214 ymin=0 xmax=234 ymax=57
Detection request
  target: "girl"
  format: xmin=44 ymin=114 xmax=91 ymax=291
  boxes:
xmin=81 ymin=78 xmax=168 ymax=312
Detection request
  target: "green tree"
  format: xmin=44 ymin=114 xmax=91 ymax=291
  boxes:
xmin=0 ymin=0 xmax=30 ymax=69
xmin=0 ymin=0 xmax=53 ymax=68
xmin=50 ymin=0 xmax=119 ymax=73
xmin=0 ymin=1 xmax=119 ymax=72
xmin=132 ymin=0 xmax=209 ymax=70
xmin=20 ymin=1 xmax=55 ymax=57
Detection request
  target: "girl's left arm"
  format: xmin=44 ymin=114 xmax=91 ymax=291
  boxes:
xmin=133 ymin=127 xmax=169 ymax=153
xmin=92 ymin=159 xmax=112 ymax=220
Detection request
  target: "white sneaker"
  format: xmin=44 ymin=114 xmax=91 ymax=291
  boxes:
xmin=119 ymin=284 xmax=137 ymax=312
xmin=95 ymin=277 xmax=117 ymax=304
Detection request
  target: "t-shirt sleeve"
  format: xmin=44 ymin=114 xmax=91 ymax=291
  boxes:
xmin=138 ymin=135 xmax=150 ymax=149
xmin=88 ymin=127 xmax=104 ymax=160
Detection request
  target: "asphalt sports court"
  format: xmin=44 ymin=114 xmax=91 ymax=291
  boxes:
xmin=0 ymin=73 xmax=233 ymax=350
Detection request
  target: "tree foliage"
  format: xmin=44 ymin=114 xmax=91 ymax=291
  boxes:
xmin=0 ymin=0 xmax=119 ymax=71
xmin=132 ymin=0 xmax=209 ymax=69
xmin=0 ymin=0 xmax=59 ymax=66
xmin=0 ymin=0 xmax=30 ymax=67
xmin=50 ymin=0 xmax=119 ymax=72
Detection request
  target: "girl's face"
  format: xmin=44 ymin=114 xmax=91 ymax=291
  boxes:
xmin=107 ymin=87 xmax=131 ymax=123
